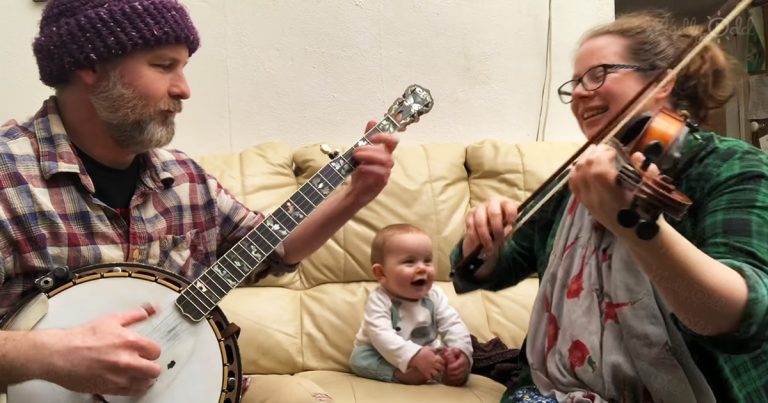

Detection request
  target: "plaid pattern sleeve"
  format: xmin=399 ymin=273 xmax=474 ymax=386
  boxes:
xmin=670 ymin=132 xmax=768 ymax=402
xmin=675 ymin=132 xmax=768 ymax=346
xmin=451 ymin=131 xmax=768 ymax=401
xmin=0 ymin=97 xmax=289 ymax=317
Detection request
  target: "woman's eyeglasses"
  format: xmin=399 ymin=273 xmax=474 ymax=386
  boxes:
xmin=557 ymin=64 xmax=655 ymax=104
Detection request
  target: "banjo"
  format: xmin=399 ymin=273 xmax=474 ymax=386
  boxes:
xmin=1 ymin=84 xmax=433 ymax=403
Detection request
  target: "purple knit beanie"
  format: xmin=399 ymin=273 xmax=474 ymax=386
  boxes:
xmin=33 ymin=0 xmax=200 ymax=87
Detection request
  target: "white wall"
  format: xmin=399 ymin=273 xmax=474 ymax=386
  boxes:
xmin=0 ymin=0 xmax=614 ymax=155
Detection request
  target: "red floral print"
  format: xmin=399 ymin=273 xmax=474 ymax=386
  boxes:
xmin=604 ymin=301 xmax=633 ymax=324
xmin=567 ymin=246 xmax=596 ymax=299
xmin=568 ymin=339 xmax=596 ymax=372
xmin=545 ymin=297 xmax=559 ymax=356
xmin=600 ymin=246 xmax=610 ymax=263
xmin=567 ymin=197 xmax=579 ymax=216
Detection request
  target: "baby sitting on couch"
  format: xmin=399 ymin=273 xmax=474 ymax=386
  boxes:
xmin=349 ymin=224 xmax=473 ymax=385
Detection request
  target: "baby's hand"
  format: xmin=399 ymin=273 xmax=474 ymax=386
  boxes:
xmin=409 ymin=347 xmax=445 ymax=381
xmin=440 ymin=347 xmax=470 ymax=386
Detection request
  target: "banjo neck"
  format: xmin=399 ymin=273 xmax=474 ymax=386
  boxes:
xmin=176 ymin=85 xmax=433 ymax=322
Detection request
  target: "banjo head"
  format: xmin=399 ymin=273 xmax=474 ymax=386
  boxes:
xmin=4 ymin=263 xmax=242 ymax=403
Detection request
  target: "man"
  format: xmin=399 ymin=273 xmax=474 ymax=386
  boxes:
xmin=0 ymin=0 xmax=397 ymax=397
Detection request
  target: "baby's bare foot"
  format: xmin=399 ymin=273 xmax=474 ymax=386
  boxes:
xmin=441 ymin=371 xmax=468 ymax=386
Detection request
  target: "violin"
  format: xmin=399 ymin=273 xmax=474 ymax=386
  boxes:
xmin=454 ymin=108 xmax=695 ymax=279
xmin=453 ymin=0 xmax=759 ymax=278
xmin=613 ymin=108 xmax=694 ymax=240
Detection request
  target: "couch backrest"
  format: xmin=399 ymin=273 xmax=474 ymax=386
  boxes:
xmin=198 ymin=140 xmax=579 ymax=287
xmin=197 ymin=140 xmax=581 ymax=374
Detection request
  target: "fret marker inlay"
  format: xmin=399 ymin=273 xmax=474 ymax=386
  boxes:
xmin=174 ymin=85 xmax=433 ymax=322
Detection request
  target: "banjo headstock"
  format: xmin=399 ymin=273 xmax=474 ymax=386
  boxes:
xmin=386 ymin=84 xmax=434 ymax=131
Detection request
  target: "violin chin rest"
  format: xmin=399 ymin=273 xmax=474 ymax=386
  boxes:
xmin=617 ymin=113 xmax=652 ymax=146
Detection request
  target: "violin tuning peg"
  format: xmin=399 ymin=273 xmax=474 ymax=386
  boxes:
xmin=617 ymin=209 xmax=640 ymax=228
xmin=635 ymin=220 xmax=659 ymax=240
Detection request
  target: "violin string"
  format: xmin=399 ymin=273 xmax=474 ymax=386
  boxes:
xmin=514 ymin=0 xmax=752 ymax=230
xmin=460 ymin=0 xmax=753 ymax=267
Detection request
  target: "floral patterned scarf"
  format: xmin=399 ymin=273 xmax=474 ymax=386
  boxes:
xmin=525 ymin=197 xmax=714 ymax=402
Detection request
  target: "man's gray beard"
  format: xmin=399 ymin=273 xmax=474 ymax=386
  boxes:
xmin=90 ymin=68 xmax=178 ymax=154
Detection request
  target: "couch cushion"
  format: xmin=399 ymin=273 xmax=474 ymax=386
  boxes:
xmin=242 ymin=374 xmax=333 ymax=403
xmin=200 ymin=141 xmax=580 ymax=288
xmin=206 ymin=141 xmax=579 ymax=378
xmin=221 ymin=287 xmax=305 ymax=374
xmin=466 ymin=140 xmax=581 ymax=207
xmin=219 ymin=278 xmax=538 ymax=374
xmin=295 ymin=371 xmax=506 ymax=403
xmin=195 ymin=142 xmax=297 ymax=210
xmin=293 ymin=143 xmax=470 ymax=285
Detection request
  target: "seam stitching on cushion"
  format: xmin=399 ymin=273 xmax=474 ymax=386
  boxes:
xmin=422 ymin=144 xmax=443 ymax=273
xmin=480 ymin=290 xmax=493 ymax=345
xmin=341 ymin=182 xmax=348 ymax=285
xmin=299 ymin=290 xmax=305 ymax=372
xmin=465 ymin=144 xmax=473 ymax=208
xmin=517 ymin=144 xmax=527 ymax=198
xmin=350 ymin=377 xmax=358 ymax=401
xmin=237 ymin=149 xmax=245 ymax=202
xmin=467 ymin=375 xmax=484 ymax=402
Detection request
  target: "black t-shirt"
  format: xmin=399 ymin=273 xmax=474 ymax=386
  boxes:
xmin=75 ymin=147 xmax=140 ymax=210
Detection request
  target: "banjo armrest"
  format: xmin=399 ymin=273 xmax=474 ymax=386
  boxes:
xmin=3 ymin=293 xmax=48 ymax=331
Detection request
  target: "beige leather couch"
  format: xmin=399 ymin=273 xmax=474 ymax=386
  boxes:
xmin=196 ymin=140 xmax=580 ymax=403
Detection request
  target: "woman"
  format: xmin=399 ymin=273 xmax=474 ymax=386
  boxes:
xmin=452 ymin=12 xmax=768 ymax=402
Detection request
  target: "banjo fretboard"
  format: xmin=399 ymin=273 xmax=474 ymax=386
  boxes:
xmin=176 ymin=85 xmax=433 ymax=321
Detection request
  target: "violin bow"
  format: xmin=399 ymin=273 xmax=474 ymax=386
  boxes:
xmin=455 ymin=0 xmax=756 ymax=274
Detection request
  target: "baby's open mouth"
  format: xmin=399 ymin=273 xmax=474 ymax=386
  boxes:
xmin=411 ymin=279 xmax=427 ymax=286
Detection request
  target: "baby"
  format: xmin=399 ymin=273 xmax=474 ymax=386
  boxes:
xmin=349 ymin=224 xmax=473 ymax=385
